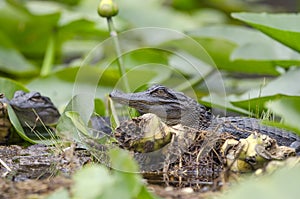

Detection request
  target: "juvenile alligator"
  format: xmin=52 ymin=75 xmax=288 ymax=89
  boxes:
xmin=0 ymin=91 xmax=60 ymax=143
xmin=110 ymin=85 xmax=300 ymax=154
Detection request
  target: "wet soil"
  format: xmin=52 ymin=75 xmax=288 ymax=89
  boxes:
xmin=0 ymin=144 xmax=223 ymax=199
xmin=0 ymin=144 xmax=90 ymax=199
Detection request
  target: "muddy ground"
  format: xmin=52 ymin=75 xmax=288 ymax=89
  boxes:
xmin=0 ymin=144 xmax=225 ymax=199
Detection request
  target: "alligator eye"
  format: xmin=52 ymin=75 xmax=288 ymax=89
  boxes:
xmin=151 ymin=89 xmax=171 ymax=98
xmin=30 ymin=96 xmax=44 ymax=102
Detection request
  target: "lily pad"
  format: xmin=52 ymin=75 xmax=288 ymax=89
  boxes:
xmin=232 ymin=13 xmax=300 ymax=52
xmin=229 ymin=68 xmax=300 ymax=115
xmin=188 ymin=25 xmax=300 ymax=72
xmin=0 ymin=32 xmax=38 ymax=76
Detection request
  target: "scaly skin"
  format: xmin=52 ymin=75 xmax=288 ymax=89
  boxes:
xmin=110 ymin=85 xmax=300 ymax=154
xmin=4 ymin=91 xmax=60 ymax=127
xmin=209 ymin=117 xmax=300 ymax=149
xmin=0 ymin=91 xmax=60 ymax=143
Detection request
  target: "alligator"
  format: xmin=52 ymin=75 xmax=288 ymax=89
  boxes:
xmin=1 ymin=87 xmax=298 ymax=172
xmin=110 ymin=85 xmax=300 ymax=154
xmin=0 ymin=91 xmax=60 ymax=143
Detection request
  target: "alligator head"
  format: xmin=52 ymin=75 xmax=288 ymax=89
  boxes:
xmin=8 ymin=91 xmax=60 ymax=127
xmin=110 ymin=85 xmax=212 ymax=130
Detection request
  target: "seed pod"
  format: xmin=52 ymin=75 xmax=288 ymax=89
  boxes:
xmin=97 ymin=0 xmax=119 ymax=18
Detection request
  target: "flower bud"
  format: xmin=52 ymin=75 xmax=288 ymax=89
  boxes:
xmin=97 ymin=0 xmax=119 ymax=18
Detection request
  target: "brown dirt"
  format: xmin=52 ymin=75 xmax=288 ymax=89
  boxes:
xmin=0 ymin=143 xmax=225 ymax=199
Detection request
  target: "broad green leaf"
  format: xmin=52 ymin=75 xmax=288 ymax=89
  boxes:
xmin=116 ymin=0 xmax=197 ymax=30
xmin=189 ymin=25 xmax=267 ymax=45
xmin=232 ymin=13 xmax=300 ymax=52
xmin=104 ymin=149 xmax=143 ymax=199
xmin=58 ymin=18 xmax=107 ymax=41
xmin=0 ymin=32 xmax=37 ymax=76
xmin=94 ymin=98 xmax=106 ymax=116
xmin=0 ymin=77 xmax=28 ymax=99
xmin=219 ymin=166 xmax=300 ymax=199
xmin=6 ymin=104 xmax=34 ymax=143
xmin=57 ymin=96 xmax=92 ymax=142
xmin=0 ymin=2 xmax=61 ymax=58
xmin=116 ymin=64 xmax=172 ymax=91
xmin=0 ymin=47 xmax=38 ymax=76
xmin=266 ymin=97 xmax=300 ymax=132
xmin=121 ymin=49 xmax=169 ymax=70
xmin=25 ymin=1 xmax=63 ymax=15
xmin=168 ymin=50 xmax=212 ymax=76
xmin=194 ymin=37 xmax=279 ymax=75
xmin=136 ymin=186 xmax=161 ymax=199
xmin=72 ymin=164 xmax=114 ymax=199
xmin=108 ymin=97 xmax=120 ymax=129
xmin=46 ymin=188 xmax=70 ymax=199
xmin=109 ymin=148 xmax=139 ymax=173
xmin=56 ymin=97 xmax=82 ymax=142
xmin=65 ymin=111 xmax=89 ymax=136
xmin=230 ymin=68 xmax=300 ymax=114
xmin=188 ymin=25 xmax=300 ymax=72
xmin=231 ymin=42 xmax=300 ymax=66
xmin=201 ymin=93 xmax=251 ymax=116
xmin=104 ymin=171 xmax=142 ymax=199
xmin=71 ymin=159 xmax=156 ymax=199
xmin=56 ymin=111 xmax=79 ymax=142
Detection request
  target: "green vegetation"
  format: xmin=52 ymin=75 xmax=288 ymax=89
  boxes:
xmin=47 ymin=149 xmax=158 ymax=199
xmin=1 ymin=0 xmax=300 ymax=198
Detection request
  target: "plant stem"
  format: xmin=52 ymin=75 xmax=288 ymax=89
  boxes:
xmin=41 ymin=34 xmax=55 ymax=76
xmin=106 ymin=17 xmax=130 ymax=92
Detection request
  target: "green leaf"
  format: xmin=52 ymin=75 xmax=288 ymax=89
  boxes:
xmin=0 ymin=32 xmax=38 ymax=76
xmin=266 ymin=97 xmax=300 ymax=132
xmin=65 ymin=111 xmax=90 ymax=136
xmin=231 ymin=13 xmax=300 ymax=52
xmin=0 ymin=2 xmax=61 ymax=58
xmin=70 ymin=161 xmax=157 ymax=199
xmin=46 ymin=188 xmax=70 ymax=199
xmin=136 ymin=186 xmax=161 ymax=199
xmin=195 ymin=37 xmax=279 ymax=74
xmin=94 ymin=98 xmax=106 ymax=116
xmin=0 ymin=77 xmax=28 ymax=99
xmin=56 ymin=112 xmax=79 ymax=142
xmin=201 ymin=93 xmax=251 ymax=116
xmin=72 ymin=164 xmax=114 ymax=199
xmin=229 ymin=68 xmax=300 ymax=115
xmin=188 ymin=25 xmax=300 ymax=73
xmin=0 ymin=47 xmax=38 ymax=76
xmin=116 ymin=0 xmax=197 ymax=30
xmin=219 ymin=166 xmax=300 ymax=199
xmin=6 ymin=104 xmax=33 ymax=143
xmin=109 ymin=148 xmax=139 ymax=173
xmin=104 ymin=149 xmax=143 ymax=199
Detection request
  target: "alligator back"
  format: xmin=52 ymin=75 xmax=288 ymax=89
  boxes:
xmin=207 ymin=117 xmax=300 ymax=149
